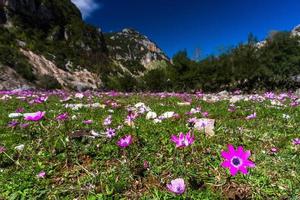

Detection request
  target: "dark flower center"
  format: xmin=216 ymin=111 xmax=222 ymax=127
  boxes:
xmin=176 ymin=186 xmax=182 ymax=193
xmin=232 ymin=158 xmax=241 ymax=166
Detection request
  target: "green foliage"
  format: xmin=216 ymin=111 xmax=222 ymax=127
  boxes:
xmin=142 ymin=67 xmax=172 ymax=92
xmin=37 ymin=75 xmax=62 ymax=89
xmin=0 ymin=28 xmax=36 ymax=81
xmin=106 ymin=72 xmax=138 ymax=92
xmin=163 ymin=32 xmax=300 ymax=92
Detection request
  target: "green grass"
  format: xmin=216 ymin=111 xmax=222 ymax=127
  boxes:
xmin=0 ymin=92 xmax=299 ymax=199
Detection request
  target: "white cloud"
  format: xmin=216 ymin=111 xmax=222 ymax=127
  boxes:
xmin=71 ymin=0 xmax=102 ymax=19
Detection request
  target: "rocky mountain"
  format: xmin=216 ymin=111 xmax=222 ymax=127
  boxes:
xmin=105 ymin=28 xmax=169 ymax=75
xmin=0 ymin=0 xmax=169 ymax=90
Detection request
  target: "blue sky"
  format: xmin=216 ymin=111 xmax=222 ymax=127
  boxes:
xmin=72 ymin=0 xmax=300 ymax=58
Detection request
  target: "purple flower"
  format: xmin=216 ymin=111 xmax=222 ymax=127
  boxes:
xmin=221 ymin=144 xmax=255 ymax=176
xmin=56 ymin=113 xmax=69 ymax=121
xmin=37 ymin=171 xmax=46 ymax=178
xmin=20 ymin=123 xmax=30 ymax=128
xmin=24 ymin=111 xmax=45 ymax=121
xmin=228 ymin=104 xmax=236 ymax=112
xmin=167 ymin=178 xmax=185 ymax=195
xmin=292 ymin=138 xmax=300 ymax=145
xmin=290 ymin=102 xmax=299 ymax=107
xmin=246 ymin=112 xmax=256 ymax=120
xmin=33 ymin=96 xmax=48 ymax=104
xmin=106 ymin=128 xmax=116 ymax=138
xmin=83 ymin=120 xmax=93 ymax=124
xmin=8 ymin=121 xmax=19 ymax=128
xmin=265 ymin=92 xmax=275 ymax=99
xmin=196 ymin=91 xmax=204 ymax=98
xmin=117 ymin=135 xmax=133 ymax=148
xmin=188 ymin=117 xmax=197 ymax=124
xmin=0 ymin=146 xmax=6 ymax=153
xmin=103 ymin=115 xmax=112 ymax=126
xmin=171 ymin=131 xmax=195 ymax=148
xmin=125 ymin=113 xmax=137 ymax=126
xmin=143 ymin=160 xmax=150 ymax=169
xmin=202 ymin=111 xmax=209 ymax=117
xmin=270 ymin=147 xmax=278 ymax=153
xmin=15 ymin=107 xmax=25 ymax=113
xmin=233 ymin=90 xmax=241 ymax=95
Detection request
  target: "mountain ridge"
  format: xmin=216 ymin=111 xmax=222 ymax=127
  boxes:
xmin=0 ymin=0 xmax=169 ymax=90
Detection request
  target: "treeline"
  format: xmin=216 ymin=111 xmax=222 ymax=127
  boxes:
xmin=107 ymin=31 xmax=300 ymax=92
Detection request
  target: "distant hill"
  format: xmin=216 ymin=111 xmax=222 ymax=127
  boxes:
xmin=0 ymin=0 xmax=169 ymax=90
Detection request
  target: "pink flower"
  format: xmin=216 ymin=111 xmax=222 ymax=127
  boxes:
xmin=83 ymin=120 xmax=93 ymax=124
xmin=292 ymin=138 xmax=300 ymax=145
xmin=290 ymin=102 xmax=299 ymax=107
xmin=33 ymin=96 xmax=48 ymax=104
xmin=270 ymin=147 xmax=278 ymax=153
xmin=0 ymin=146 xmax=6 ymax=153
xmin=171 ymin=131 xmax=195 ymax=148
xmin=117 ymin=135 xmax=133 ymax=148
xmin=202 ymin=111 xmax=209 ymax=117
xmin=37 ymin=171 xmax=46 ymax=178
xmin=228 ymin=104 xmax=236 ymax=112
xmin=221 ymin=144 xmax=255 ymax=176
xmin=196 ymin=91 xmax=204 ymax=98
xmin=24 ymin=111 xmax=45 ymax=121
xmin=16 ymin=107 xmax=25 ymax=113
xmin=265 ymin=92 xmax=275 ymax=99
xmin=246 ymin=112 xmax=256 ymax=120
xmin=125 ymin=113 xmax=137 ymax=126
xmin=143 ymin=160 xmax=150 ymax=169
xmin=233 ymin=90 xmax=241 ymax=95
xmin=103 ymin=115 xmax=112 ymax=126
xmin=8 ymin=121 xmax=19 ymax=128
xmin=167 ymin=178 xmax=185 ymax=195
xmin=20 ymin=123 xmax=30 ymax=128
xmin=106 ymin=128 xmax=116 ymax=138
xmin=56 ymin=113 xmax=69 ymax=121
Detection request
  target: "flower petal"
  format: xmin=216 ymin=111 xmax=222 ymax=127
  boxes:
xmin=228 ymin=144 xmax=235 ymax=154
xmin=244 ymin=160 xmax=256 ymax=168
xmin=242 ymin=150 xmax=251 ymax=160
xmin=229 ymin=166 xmax=239 ymax=176
xmin=221 ymin=150 xmax=232 ymax=160
xmin=171 ymin=135 xmax=178 ymax=143
xmin=237 ymin=146 xmax=244 ymax=157
xmin=221 ymin=160 xmax=231 ymax=168
xmin=239 ymin=166 xmax=249 ymax=174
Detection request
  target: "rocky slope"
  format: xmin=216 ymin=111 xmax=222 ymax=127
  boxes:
xmin=0 ymin=0 xmax=169 ymax=90
xmin=105 ymin=28 xmax=169 ymax=75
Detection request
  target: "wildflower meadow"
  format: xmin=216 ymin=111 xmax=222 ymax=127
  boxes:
xmin=0 ymin=90 xmax=299 ymax=199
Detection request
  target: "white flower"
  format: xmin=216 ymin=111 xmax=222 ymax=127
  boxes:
xmin=190 ymin=107 xmax=201 ymax=114
xmin=91 ymin=130 xmax=100 ymax=137
xmin=75 ymin=93 xmax=84 ymax=99
xmin=282 ymin=114 xmax=291 ymax=119
xmin=8 ymin=113 xmax=23 ymax=118
xmin=1 ymin=95 xmax=11 ymax=100
xmin=108 ymin=109 xmax=114 ymax=113
xmin=135 ymin=102 xmax=146 ymax=108
xmin=161 ymin=111 xmax=174 ymax=119
xmin=134 ymin=102 xmax=151 ymax=114
xmin=146 ymin=111 xmax=157 ymax=120
xmin=15 ymin=144 xmax=25 ymax=151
